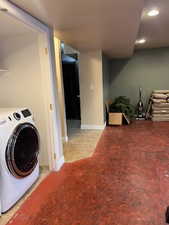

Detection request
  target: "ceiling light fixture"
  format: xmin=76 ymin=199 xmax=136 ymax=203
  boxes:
xmin=147 ymin=9 xmax=159 ymax=17
xmin=135 ymin=39 xmax=146 ymax=44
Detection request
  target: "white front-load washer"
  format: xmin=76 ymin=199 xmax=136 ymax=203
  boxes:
xmin=0 ymin=108 xmax=39 ymax=213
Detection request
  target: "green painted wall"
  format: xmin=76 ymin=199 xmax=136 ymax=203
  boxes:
xmin=102 ymin=53 xmax=111 ymax=121
xmin=102 ymin=53 xmax=111 ymax=103
xmin=110 ymin=48 xmax=169 ymax=106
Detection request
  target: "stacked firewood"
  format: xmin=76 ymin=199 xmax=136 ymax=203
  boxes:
xmin=151 ymin=90 xmax=169 ymax=121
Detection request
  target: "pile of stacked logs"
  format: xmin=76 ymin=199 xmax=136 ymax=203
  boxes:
xmin=151 ymin=90 xmax=169 ymax=121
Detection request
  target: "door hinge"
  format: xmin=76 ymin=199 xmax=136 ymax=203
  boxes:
xmin=45 ymin=47 xmax=48 ymax=55
xmin=50 ymin=104 xmax=53 ymax=110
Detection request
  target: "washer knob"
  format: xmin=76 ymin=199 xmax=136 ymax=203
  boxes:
xmin=13 ymin=113 xmax=21 ymax=120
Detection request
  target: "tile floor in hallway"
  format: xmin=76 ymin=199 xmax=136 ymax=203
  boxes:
xmin=0 ymin=167 xmax=49 ymax=225
xmin=4 ymin=121 xmax=169 ymax=225
xmin=63 ymin=128 xmax=102 ymax=162
xmin=64 ymin=119 xmax=103 ymax=162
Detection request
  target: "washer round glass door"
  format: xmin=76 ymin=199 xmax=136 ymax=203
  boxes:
xmin=6 ymin=123 xmax=39 ymax=178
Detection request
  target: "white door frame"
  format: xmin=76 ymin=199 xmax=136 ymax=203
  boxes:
xmin=0 ymin=0 xmax=64 ymax=171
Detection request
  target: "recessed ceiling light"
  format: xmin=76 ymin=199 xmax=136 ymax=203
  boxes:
xmin=147 ymin=9 xmax=159 ymax=17
xmin=135 ymin=39 xmax=146 ymax=44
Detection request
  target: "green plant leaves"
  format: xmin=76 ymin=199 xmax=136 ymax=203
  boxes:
xmin=109 ymin=96 xmax=135 ymax=119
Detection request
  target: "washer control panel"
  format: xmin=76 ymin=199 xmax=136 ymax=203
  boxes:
xmin=6 ymin=109 xmax=32 ymax=122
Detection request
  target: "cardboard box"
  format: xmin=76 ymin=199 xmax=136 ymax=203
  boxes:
xmin=108 ymin=112 xmax=130 ymax=126
xmin=109 ymin=113 xmax=123 ymax=125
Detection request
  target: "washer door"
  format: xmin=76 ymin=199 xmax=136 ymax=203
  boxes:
xmin=6 ymin=123 xmax=39 ymax=178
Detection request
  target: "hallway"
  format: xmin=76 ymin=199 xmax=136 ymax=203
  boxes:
xmin=64 ymin=120 xmax=102 ymax=162
xmin=6 ymin=121 xmax=169 ymax=225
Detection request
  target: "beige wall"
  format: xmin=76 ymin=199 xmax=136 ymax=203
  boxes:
xmin=54 ymin=37 xmax=67 ymax=141
xmin=0 ymin=34 xmax=49 ymax=166
xmin=79 ymin=50 xmax=104 ymax=128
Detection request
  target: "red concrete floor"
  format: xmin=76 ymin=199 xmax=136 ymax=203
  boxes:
xmin=6 ymin=121 xmax=169 ymax=225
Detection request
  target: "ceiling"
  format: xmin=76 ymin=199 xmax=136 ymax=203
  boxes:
xmin=10 ymin=0 xmax=144 ymax=58
xmin=9 ymin=0 xmax=169 ymax=58
xmin=0 ymin=10 xmax=37 ymax=42
xmin=136 ymin=0 xmax=169 ymax=50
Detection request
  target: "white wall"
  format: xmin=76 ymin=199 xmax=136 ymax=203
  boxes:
xmin=0 ymin=34 xmax=49 ymax=166
xmin=79 ymin=50 xmax=105 ymax=128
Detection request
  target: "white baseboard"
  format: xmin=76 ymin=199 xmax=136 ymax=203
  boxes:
xmin=55 ymin=155 xmax=65 ymax=171
xmin=62 ymin=136 xmax=68 ymax=143
xmin=81 ymin=122 xmax=106 ymax=130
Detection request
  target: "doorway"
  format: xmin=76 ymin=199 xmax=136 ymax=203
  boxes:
xmin=0 ymin=1 xmax=64 ymax=223
xmin=0 ymin=1 xmax=64 ymax=171
xmin=61 ymin=43 xmax=81 ymax=135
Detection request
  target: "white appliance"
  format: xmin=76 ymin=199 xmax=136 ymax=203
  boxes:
xmin=0 ymin=108 xmax=39 ymax=213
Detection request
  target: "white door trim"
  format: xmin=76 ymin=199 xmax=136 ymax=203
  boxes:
xmin=0 ymin=0 xmax=64 ymax=171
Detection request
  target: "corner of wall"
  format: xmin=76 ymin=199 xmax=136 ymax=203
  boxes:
xmin=54 ymin=37 xmax=68 ymax=140
xmin=79 ymin=50 xmax=105 ymax=127
xmin=55 ymin=155 xmax=65 ymax=171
